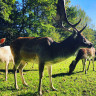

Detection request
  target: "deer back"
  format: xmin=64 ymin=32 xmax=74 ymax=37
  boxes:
xmin=76 ymin=47 xmax=95 ymax=61
xmin=10 ymin=37 xmax=56 ymax=62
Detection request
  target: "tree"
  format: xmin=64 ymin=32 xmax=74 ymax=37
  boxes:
xmin=0 ymin=0 xmax=96 ymax=46
xmin=0 ymin=0 xmax=16 ymax=22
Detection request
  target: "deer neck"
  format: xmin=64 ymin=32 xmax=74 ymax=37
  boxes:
xmin=51 ymin=35 xmax=80 ymax=58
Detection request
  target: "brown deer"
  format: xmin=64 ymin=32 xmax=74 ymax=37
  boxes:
xmin=69 ymin=47 xmax=95 ymax=74
xmin=10 ymin=0 xmax=92 ymax=95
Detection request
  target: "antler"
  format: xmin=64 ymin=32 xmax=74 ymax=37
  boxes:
xmin=56 ymin=0 xmax=87 ymax=33
xmin=79 ymin=24 xmax=87 ymax=33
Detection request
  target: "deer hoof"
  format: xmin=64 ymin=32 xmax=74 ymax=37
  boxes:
xmin=16 ymin=86 xmax=19 ymax=90
xmin=23 ymin=83 xmax=28 ymax=87
xmin=51 ymin=87 xmax=57 ymax=91
xmin=5 ymin=78 xmax=7 ymax=81
xmin=39 ymin=91 xmax=42 ymax=96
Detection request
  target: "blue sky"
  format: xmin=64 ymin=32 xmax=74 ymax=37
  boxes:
xmin=71 ymin=0 xmax=96 ymax=29
xmin=17 ymin=0 xmax=96 ymax=29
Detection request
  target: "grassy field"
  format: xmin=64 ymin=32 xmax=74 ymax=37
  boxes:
xmin=0 ymin=56 xmax=96 ymax=96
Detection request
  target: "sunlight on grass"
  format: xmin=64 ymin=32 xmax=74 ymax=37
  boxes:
xmin=0 ymin=56 xmax=96 ymax=96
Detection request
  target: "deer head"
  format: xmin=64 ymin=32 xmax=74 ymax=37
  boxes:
xmin=55 ymin=0 xmax=92 ymax=49
xmin=69 ymin=47 xmax=95 ymax=74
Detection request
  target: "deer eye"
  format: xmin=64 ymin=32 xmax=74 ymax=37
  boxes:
xmin=83 ymin=38 xmax=86 ymax=43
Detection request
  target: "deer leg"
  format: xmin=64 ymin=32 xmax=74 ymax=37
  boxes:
xmin=47 ymin=65 xmax=57 ymax=91
xmin=87 ymin=60 xmax=91 ymax=71
xmin=13 ymin=66 xmax=18 ymax=89
xmin=5 ymin=61 xmax=9 ymax=81
xmin=82 ymin=59 xmax=85 ymax=72
xmin=32 ymin=63 xmax=34 ymax=68
xmin=18 ymin=62 xmax=28 ymax=86
xmin=38 ymin=62 xmax=44 ymax=96
xmin=14 ymin=58 xmax=21 ymax=89
xmin=84 ymin=59 xmax=87 ymax=74
xmin=92 ymin=58 xmax=95 ymax=71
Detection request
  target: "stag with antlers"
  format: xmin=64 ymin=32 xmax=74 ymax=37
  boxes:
xmin=10 ymin=0 xmax=92 ymax=95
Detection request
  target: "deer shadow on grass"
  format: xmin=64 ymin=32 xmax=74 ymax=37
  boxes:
xmin=0 ymin=69 xmax=38 ymax=73
xmin=52 ymin=71 xmax=83 ymax=78
xmin=0 ymin=69 xmax=13 ymax=73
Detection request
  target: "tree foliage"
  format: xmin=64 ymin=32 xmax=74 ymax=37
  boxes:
xmin=0 ymin=0 xmax=96 ymax=48
xmin=0 ymin=0 xmax=16 ymax=22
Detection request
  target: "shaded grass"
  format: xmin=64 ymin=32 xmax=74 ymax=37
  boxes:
xmin=0 ymin=56 xmax=96 ymax=96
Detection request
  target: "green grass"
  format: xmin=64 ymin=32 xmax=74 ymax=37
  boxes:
xmin=0 ymin=56 xmax=96 ymax=96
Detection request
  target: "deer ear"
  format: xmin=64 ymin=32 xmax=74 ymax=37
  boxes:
xmin=0 ymin=38 xmax=6 ymax=44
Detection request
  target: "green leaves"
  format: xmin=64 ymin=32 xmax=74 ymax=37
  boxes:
xmin=0 ymin=0 xmax=15 ymax=22
xmin=0 ymin=0 xmax=96 ymax=46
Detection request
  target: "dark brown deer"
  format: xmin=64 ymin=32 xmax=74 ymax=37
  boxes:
xmin=69 ymin=47 xmax=95 ymax=74
xmin=10 ymin=0 xmax=92 ymax=95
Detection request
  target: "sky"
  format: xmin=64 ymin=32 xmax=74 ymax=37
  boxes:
xmin=16 ymin=0 xmax=96 ymax=29
xmin=70 ymin=0 xmax=96 ymax=29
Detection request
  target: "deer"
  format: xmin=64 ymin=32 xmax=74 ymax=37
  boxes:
xmin=69 ymin=47 xmax=95 ymax=74
xmin=0 ymin=38 xmax=14 ymax=81
xmin=0 ymin=46 xmax=14 ymax=81
xmin=10 ymin=0 xmax=92 ymax=95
